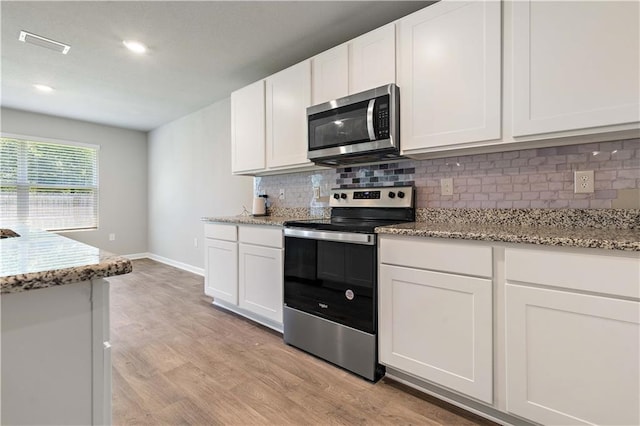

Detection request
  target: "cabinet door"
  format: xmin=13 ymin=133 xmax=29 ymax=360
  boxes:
xmin=204 ymin=239 xmax=238 ymax=305
xmin=399 ymin=0 xmax=501 ymax=151
xmin=266 ymin=60 xmax=312 ymax=169
xmin=350 ymin=23 xmax=396 ymax=94
xmin=512 ymin=1 xmax=640 ymax=136
xmin=505 ymin=284 xmax=640 ymax=425
xmin=379 ymin=264 xmax=493 ymax=403
xmin=231 ymin=80 xmax=266 ymax=173
xmin=238 ymin=243 xmax=283 ymax=324
xmin=312 ymin=44 xmax=349 ymax=105
xmin=1 ymin=282 xmax=93 ymax=425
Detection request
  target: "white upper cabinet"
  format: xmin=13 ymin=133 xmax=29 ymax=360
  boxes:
xmin=231 ymin=80 xmax=266 ymax=174
xmin=399 ymin=0 xmax=501 ymax=152
xmin=312 ymin=44 xmax=349 ymax=105
xmin=349 ymin=23 xmax=396 ymax=94
xmin=311 ymin=23 xmax=396 ymax=106
xmin=266 ymin=60 xmax=313 ymax=169
xmin=511 ymin=0 xmax=640 ymax=137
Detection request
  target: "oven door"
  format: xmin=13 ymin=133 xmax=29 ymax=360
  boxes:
xmin=283 ymin=229 xmax=377 ymax=334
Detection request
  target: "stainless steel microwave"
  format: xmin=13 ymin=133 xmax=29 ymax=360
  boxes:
xmin=307 ymin=84 xmax=400 ymax=166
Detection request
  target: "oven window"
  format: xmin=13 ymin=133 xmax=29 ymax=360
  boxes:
xmin=284 ymin=237 xmax=316 ymax=281
xmin=317 ymin=241 xmax=374 ymax=288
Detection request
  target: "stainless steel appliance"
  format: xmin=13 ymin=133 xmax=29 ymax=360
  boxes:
xmin=307 ymin=84 xmax=400 ymax=166
xmin=283 ymin=186 xmax=415 ymax=381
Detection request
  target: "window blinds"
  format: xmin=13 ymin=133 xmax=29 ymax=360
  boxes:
xmin=0 ymin=137 xmax=99 ymax=231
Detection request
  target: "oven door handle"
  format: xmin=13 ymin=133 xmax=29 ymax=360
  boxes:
xmin=284 ymin=228 xmax=375 ymax=245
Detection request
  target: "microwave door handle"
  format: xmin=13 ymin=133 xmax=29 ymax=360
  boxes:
xmin=366 ymin=99 xmax=376 ymax=141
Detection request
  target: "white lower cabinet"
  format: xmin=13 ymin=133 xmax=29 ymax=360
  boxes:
xmin=239 ymin=243 xmax=283 ymax=323
xmin=204 ymin=238 xmax=238 ymax=304
xmin=379 ymin=236 xmax=640 ymax=425
xmin=204 ymin=224 xmax=238 ymax=304
xmin=505 ymin=284 xmax=640 ymax=425
xmin=505 ymin=247 xmax=640 ymax=425
xmin=203 ymin=223 xmax=284 ymax=329
xmin=379 ymin=265 xmax=493 ymax=403
xmin=378 ymin=236 xmax=494 ymax=404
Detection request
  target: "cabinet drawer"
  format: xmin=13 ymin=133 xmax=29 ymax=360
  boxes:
xmin=204 ymin=223 xmax=237 ymax=242
xmin=239 ymin=225 xmax=283 ymax=248
xmin=379 ymin=236 xmax=492 ymax=278
xmin=505 ymin=248 xmax=640 ymax=299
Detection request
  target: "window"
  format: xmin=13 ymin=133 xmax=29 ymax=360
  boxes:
xmin=0 ymin=136 xmax=99 ymax=231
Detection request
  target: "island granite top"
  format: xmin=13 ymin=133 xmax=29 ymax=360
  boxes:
xmin=1 ymin=226 xmax=133 ymax=294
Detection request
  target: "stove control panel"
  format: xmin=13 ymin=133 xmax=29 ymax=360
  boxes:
xmin=354 ymin=191 xmax=381 ymax=200
xmin=330 ymin=186 xmax=414 ymax=208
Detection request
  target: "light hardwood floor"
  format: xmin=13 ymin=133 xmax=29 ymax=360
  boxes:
xmin=109 ymin=259 xmax=495 ymax=425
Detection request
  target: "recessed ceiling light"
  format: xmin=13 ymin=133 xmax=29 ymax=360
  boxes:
xmin=33 ymin=84 xmax=54 ymax=93
xmin=123 ymin=40 xmax=147 ymax=54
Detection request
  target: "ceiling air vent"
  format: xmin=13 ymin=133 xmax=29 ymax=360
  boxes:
xmin=19 ymin=30 xmax=70 ymax=54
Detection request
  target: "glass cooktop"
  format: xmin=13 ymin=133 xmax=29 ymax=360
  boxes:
xmin=283 ymin=218 xmax=407 ymax=234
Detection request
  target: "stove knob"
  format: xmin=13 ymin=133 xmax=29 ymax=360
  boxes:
xmin=340 ymin=193 xmax=347 ymax=199
xmin=397 ymin=191 xmax=405 ymax=199
xmin=388 ymin=191 xmax=396 ymax=199
xmin=333 ymin=193 xmax=340 ymax=200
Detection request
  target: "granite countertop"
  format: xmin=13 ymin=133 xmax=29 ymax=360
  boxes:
xmin=0 ymin=226 xmax=133 ymax=294
xmin=203 ymin=208 xmax=640 ymax=252
xmin=376 ymin=222 xmax=640 ymax=251
xmin=202 ymin=215 xmax=303 ymax=227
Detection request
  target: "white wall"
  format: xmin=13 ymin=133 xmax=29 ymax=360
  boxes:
xmin=0 ymin=107 xmax=148 ymax=255
xmin=148 ymin=98 xmax=253 ymax=270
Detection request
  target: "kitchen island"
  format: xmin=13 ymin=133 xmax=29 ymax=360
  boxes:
xmin=1 ymin=227 xmax=132 ymax=425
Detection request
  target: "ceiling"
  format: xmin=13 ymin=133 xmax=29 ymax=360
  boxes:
xmin=1 ymin=1 xmax=432 ymax=132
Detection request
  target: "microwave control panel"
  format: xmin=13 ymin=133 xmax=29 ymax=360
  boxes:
xmin=377 ymin=98 xmax=390 ymax=139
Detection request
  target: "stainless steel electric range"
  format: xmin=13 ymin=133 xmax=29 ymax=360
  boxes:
xmin=283 ymin=185 xmax=415 ymax=381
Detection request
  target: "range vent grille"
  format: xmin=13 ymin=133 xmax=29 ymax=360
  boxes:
xmin=19 ymin=31 xmax=70 ymax=54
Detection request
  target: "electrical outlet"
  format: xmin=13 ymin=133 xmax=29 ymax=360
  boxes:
xmin=441 ymin=178 xmax=453 ymax=196
xmin=109 ymin=233 xmax=115 ymax=241
xmin=313 ymin=186 xmax=320 ymax=199
xmin=574 ymin=170 xmax=595 ymax=194
xmin=279 ymin=188 xmax=285 ymax=200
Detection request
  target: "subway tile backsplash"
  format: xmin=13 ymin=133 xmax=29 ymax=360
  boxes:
xmin=256 ymin=138 xmax=639 ymax=210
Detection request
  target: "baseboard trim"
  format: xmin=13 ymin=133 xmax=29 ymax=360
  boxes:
xmin=213 ymin=299 xmax=284 ymax=334
xmin=384 ymin=368 xmax=529 ymax=426
xmin=123 ymin=252 xmax=149 ymax=260
xmin=147 ymin=253 xmax=204 ymax=276
xmin=123 ymin=252 xmax=204 ymax=276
